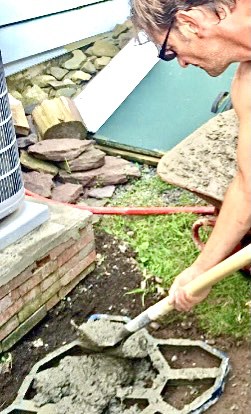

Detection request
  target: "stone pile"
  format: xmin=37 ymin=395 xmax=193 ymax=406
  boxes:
xmin=21 ymin=138 xmax=141 ymax=203
xmin=7 ymin=21 xmax=134 ymax=107
xmin=5 ymin=19 xmax=141 ymax=204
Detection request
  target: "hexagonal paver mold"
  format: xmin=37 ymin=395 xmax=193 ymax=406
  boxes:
xmin=2 ymin=317 xmax=229 ymax=414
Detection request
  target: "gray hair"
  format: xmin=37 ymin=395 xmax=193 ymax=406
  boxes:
xmin=130 ymin=0 xmax=236 ymax=33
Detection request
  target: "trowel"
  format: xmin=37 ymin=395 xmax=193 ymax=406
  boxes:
xmin=76 ymin=244 xmax=251 ymax=349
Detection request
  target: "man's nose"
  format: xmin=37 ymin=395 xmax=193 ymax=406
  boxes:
xmin=177 ymin=57 xmax=189 ymax=68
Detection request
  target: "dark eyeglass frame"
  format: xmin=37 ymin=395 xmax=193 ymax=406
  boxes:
xmin=158 ymin=19 xmax=177 ymax=61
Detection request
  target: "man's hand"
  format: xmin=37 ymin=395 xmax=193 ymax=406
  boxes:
xmin=168 ymin=265 xmax=211 ymax=311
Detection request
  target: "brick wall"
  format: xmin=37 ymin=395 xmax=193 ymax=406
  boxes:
xmin=0 ymin=224 xmax=96 ymax=352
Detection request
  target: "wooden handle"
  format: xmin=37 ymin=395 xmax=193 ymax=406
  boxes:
xmin=148 ymin=244 xmax=251 ymax=321
xmin=185 ymin=244 xmax=251 ymax=295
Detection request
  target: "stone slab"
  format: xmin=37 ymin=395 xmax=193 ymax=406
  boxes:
xmin=0 ymin=201 xmax=49 ymax=252
xmin=157 ymin=110 xmax=238 ymax=206
xmin=0 ymin=198 xmax=92 ymax=287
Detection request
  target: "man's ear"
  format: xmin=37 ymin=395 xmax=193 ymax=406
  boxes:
xmin=175 ymin=9 xmax=204 ymax=37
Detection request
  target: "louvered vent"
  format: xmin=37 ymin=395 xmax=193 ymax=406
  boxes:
xmin=0 ymin=51 xmax=24 ymax=220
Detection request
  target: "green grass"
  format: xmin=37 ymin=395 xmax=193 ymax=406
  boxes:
xmin=100 ymin=172 xmax=250 ymax=338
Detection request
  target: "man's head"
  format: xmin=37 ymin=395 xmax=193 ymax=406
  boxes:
xmin=130 ymin=0 xmax=238 ymax=76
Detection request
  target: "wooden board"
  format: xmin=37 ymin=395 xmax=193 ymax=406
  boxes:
xmin=95 ymin=144 xmax=161 ymax=166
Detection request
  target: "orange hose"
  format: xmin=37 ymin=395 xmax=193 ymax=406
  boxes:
xmin=25 ymin=189 xmax=215 ymax=216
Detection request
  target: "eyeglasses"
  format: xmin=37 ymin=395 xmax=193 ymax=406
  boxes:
xmin=158 ymin=20 xmax=177 ymax=61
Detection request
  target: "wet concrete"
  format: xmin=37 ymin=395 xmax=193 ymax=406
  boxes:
xmin=76 ymin=319 xmax=150 ymax=358
xmin=75 ymin=319 xmax=127 ymax=348
xmin=33 ymin=352 xmax=155 ymax=413
xmin=33 ymin=320 xmax=154 ymax=413
xmin=26 ymin=320 xmax=228 ymax=414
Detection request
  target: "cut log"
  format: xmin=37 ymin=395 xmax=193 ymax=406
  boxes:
xmin=32 ymin=96 xmax=87 ymax=140
xmin=9 ymin=93 xmax=30 ymax=136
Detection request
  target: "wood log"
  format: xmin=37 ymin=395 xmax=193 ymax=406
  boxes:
xmin=32 ymin=96 xmax=87 ymax=140
xmin=8 ymin=93 xmax=30 ymax=136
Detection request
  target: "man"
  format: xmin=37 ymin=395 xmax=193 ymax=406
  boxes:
xmin=130 ymin=0 xmax=251 ymax=311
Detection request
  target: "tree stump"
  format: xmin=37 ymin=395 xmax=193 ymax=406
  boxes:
xmin=32 ymin=96 xmax=87 ymax=140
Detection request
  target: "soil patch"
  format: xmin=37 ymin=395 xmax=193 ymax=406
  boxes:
xmin=0 ymin=230 xmax=250 ymax=413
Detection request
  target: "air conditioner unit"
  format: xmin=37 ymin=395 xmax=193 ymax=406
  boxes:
xmin=0 ymin=51 xmax=24 ymax=220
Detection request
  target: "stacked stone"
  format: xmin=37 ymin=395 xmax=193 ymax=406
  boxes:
xmin=21 ymin=138 xmax=141 ymax=202
xmin=7 ymin=21 xmax=134 ymax=107
xmin=0 ymin=204 xmax=95 ymax=352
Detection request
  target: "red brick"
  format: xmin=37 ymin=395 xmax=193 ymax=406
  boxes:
xmin=45 ymin=294 xmax=60 ymax=311
xmin=41 ymin=281 xmax=60 ymax=304
xmin=18 ymin=296 xmax=43 ymax=323
xmin=58 ymin=241 xmax=95 ymax=278
xmin=0 ymin=298 xmax=24 ymax=328
xmin=36 ymin=255 xmax=50 ymax=268
xmin=57 ymin=227 xmax=94 ymax=268
xmin=33 ymin=260 xmax=57 ymax=281
xmin=79 ymin=224 xmax=93 ymax=237
xmin=80 ymin=224 xmax=94 ymax=239
xmin=0 ymin=295 xmax=12 ymax=313
xmin=18 ymin=273 xmax=41 ymax=297
xmin=0 ymin=289 xmax=21 ymax=313
xmin=40 ymin=272 xmax=58 ymax=292
xmin=59 ymin=262 xmax=95 ymax=299
xmin=0 ymin=315 xmax=19 ymax=341
xmin=60 ymin=250 xmax=96 ymax=287
xmin=80 ymin=224 xmax=93 ymax=236
xmin=0 ymin=284 xmax=9 ymax=301
xmin=49 ymin=238 xmax=75 ymax=260
xmin=7 ymin=263 xmax=37 ymax=292
xmin=22 ymin=286 xmax=41 ymax=305
xmin=3 ymin=306 xmax=47 ymax=351
xmin=11 ymin=288 xmax=20 ymax=301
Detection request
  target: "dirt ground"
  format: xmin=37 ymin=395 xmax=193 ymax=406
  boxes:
xmin=0 ymin=230 xmax=250 ymax=413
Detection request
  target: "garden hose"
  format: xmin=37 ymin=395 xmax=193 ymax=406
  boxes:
xmin=25 ymin=189 xmax=215 ymax=215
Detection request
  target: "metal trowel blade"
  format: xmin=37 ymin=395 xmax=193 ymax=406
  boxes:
xmin=71 ymin=319 xmax=131 ymax=350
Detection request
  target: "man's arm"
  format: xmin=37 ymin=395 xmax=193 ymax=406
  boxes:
xmin=168 ymin=62 xmax=251 ymax=311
